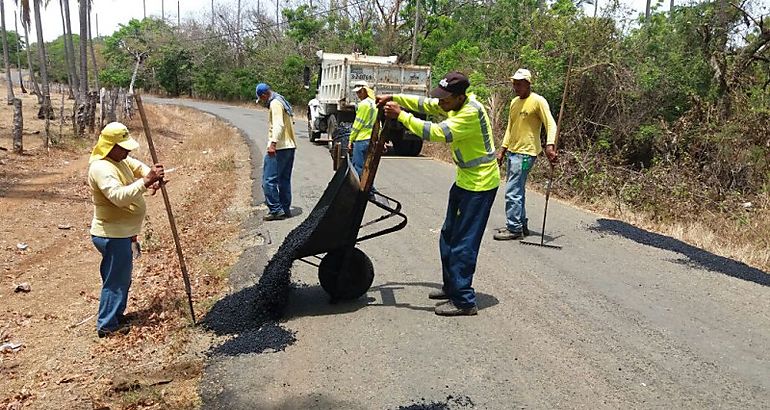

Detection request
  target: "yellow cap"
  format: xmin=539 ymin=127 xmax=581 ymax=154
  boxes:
xmin=89 ymin=122 xmax=140 ymax=163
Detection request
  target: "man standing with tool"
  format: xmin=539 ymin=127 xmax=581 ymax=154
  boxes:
xmin=257 ymin=83 xmax=297 ymax=221
xmin=493 ymin=68 xmax=558 ymax=241
xmin=347 ymin=80 xmax=377 ymax=178
xmin=88 ymin=122 xmax=165 ymax=338
xmin=377 ymin=72 xmax=500 ymax=316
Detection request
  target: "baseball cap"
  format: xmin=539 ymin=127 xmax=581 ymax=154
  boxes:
xmin=510 ymin=68 xmax=532 ymax=83
xmin=256 ymin=83 xmax=271 ymax=97
xmin=352 ymin=80 xmax=369 ymax=92
xmin=430 ymin=72 xmax=470 ymax=98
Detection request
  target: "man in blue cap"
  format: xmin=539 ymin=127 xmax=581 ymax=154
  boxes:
xmin=256 ymin=83 xmax=297 ymax=221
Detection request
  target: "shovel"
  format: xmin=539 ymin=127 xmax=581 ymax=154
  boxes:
xmin=520 ymin=163 xmax=561 ymax=249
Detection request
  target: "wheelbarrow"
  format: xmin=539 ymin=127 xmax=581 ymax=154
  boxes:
xmin=294 ymin=113 xmax=407 ymax=300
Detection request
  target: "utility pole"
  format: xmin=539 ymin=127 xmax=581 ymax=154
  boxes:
xmin=410 ymin=0 xmax=419 ymax=64
xmin=594 ymin=0 xmax=598 ymax=18
xmin=143 ymin=0 xmax=146 ymax=19
xmin=96 ymin=13 xmax=99 ymax=37
xmin=177 ymin=1 xmax=180 ymax=27
xmin=162 ymin=0 xmax=165 ymax=22
xmin=211 ymin=0 xmax=214 ymax=26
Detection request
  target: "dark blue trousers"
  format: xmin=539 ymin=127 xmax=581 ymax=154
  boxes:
xmin=262 ymin=148 xmax=296 ymax=215
xmin=439 ymin=184 xmax=497 ymax=308
xmin=92 ymin=236 xmax=133 ymax=331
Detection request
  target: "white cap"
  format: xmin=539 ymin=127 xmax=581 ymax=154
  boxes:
xmin=510 ymin=68 xmax=532 ymax=83
xmin=352 ymin=80 xmax=369 ymax=92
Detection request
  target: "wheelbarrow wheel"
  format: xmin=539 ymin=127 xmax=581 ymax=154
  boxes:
xmin=318 ymin=248 xmax=374 ymax=301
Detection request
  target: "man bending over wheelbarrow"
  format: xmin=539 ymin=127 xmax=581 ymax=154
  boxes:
xmin=377 ymin=72 xmax=500 ymax=316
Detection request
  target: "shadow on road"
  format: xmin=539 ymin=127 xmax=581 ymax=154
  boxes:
xmin=285 ymin=280 xmax=499 ymax=320
xmin=591 ymin=218 xmax=769 ymax=287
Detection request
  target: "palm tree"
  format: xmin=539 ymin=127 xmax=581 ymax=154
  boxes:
xmin=33 ymin=0 xmax=52 ymax=145
xmin=13 ymin=11 xmax=27 ymax=93
xmin=58 ymin=0 xmax=75 ymax=98
xmin=88 ymin=1 xmax=97 ymax=90
xmin=78 ymin=0 xmax=87 ymax=103
xmin=1 ymin=0 xmax=17 ymax=104
xmin=16 ymin=0 xmax=41 ymax=103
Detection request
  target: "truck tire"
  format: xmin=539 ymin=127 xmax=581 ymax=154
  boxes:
xmin=318 ymin=247 xmax=374 ymax=301
xmin=393 ymin=132 xmax=423 ymax=156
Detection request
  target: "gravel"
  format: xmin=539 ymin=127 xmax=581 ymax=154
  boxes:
xmin=394 ymin=395 xmax=475 ymax=410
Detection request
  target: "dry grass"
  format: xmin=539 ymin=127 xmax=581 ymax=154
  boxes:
xmin=0 ymin=82 xmax=252 ymax=409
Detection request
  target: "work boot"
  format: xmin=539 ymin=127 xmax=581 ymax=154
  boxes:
xmin=97 ymin=323 xmax=131 ymax=338
xmin=263 ymin=212 xmax=286 ymax=221
xmin=434 ymin=301 xmax=478 ymax=316
xmin=493 ymin=229 xmax=524 ymax=241
xmin=496 ymin=226 xmax=529 ymax=236
xmin=428 ymin=289 xmax=450 ymax=300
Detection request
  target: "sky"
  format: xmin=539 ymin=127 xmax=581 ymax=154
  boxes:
xmin=2 ymin=0 xmax=669 ymax=43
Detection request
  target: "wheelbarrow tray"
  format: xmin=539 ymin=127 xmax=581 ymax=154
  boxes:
xmin=294 ymin=158 xmax=370 ymax=259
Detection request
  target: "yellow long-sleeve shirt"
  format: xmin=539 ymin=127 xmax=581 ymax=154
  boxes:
xmin=88 ymin=156 xmax=149 ymax=238
xmin=268 ymin=99 xmax=297 ymax=150
xmin=349 ymin=97 xmax=376 ymax=142
xmin=501 ymin=93 xmax=557 ymax=156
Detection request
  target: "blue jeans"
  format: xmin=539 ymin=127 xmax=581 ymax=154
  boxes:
xmin=351 ymin=139 xmax=370 ymax=178
xmin=262 ymin=148 xmax=296 ymax=215
xmin=92 ymin=236 xmax=133 ymax=331
xmin=505 ymin=152 xmax=536 ymax=233
xmin=439 ymin=184 xmax=497 ymax=308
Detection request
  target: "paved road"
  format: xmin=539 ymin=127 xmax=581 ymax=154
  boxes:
xmin=148 ymin=97 xmax=770 ymax=409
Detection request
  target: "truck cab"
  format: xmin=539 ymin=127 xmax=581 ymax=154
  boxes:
xmin=306 ymin=50 xmax=431 ymax=156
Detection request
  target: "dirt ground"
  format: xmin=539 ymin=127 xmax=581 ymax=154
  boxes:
xmin=0 ymin=88 xmax=252 ymax=409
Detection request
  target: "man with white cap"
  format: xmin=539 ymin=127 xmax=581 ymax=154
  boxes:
xmin=88 ymin=122 xmax=165 ymax=337
xmin=493 ymin=68 xmax=558 ymax=241
xmin=348 ymin=80 xmax=377 ymax=179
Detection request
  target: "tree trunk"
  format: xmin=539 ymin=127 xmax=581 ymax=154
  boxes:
xmin=14 ymin=11 xmax=26 ymax=93
xmin=410 ymin=0 xmax=419 ymax=64
xmin=12 ymin=97 xmax=22 ymax=153
xmin=59 ymin=0 xmax=75 ymax=99
xmin=1 ymin=0 xmax=17 ymax=104
xmin=33 ymin=0 xmax=52 ymax=144
xmin=645 ymin=0 xmax=651 ymax=21
xmin=78 ymin=0 xmax=88 ymax=102
xmin=23 ymin=21 xmax=41 ymax=103
xmin=88 ymin=3 xmax=98 ymax=90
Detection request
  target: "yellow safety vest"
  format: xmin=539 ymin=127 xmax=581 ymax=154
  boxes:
xmin=349 ymin=97 xmax=377 ymax=142
xmin=394 ymin=93 xmax=500 ymax=192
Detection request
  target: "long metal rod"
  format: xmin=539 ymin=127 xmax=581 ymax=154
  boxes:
xmin=133 ymin=92 xmax=197 ymax=325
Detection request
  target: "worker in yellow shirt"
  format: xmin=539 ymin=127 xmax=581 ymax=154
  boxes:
xmin=257 ymin=83 xmax=297 ymax=221
xmin=347 ymin=80 xmax=377 ymax=178
xmin=493 ymin=69 xmax=558 ymax=241
xmin=88 ymin=122 xmax=165 ymax=337
xmin=378 ymin=72 xmax=500 ymax=316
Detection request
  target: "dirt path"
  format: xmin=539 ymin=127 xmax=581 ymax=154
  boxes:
xmin=151 ymin=98 xmax=770 ymax=409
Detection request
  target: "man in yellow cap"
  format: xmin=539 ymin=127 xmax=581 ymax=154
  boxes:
xmin=347 ymin=80 xmax=377 ymax=178
xmin=88 ymin=122 xmax=165 ymax=338
xmin=494 ymin=68 xmax=558 ymax=241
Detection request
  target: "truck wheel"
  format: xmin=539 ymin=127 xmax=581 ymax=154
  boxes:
xmin=393 ymin=135 xmax=423 ymax=156
xmin=318 ymin=248 xmax=374 ymax=301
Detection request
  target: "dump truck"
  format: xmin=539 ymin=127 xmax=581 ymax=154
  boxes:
xmin=305 ymin=50 xmax=431 ymax=156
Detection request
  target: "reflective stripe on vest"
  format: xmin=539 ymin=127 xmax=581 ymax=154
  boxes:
xmin=452 ymin=100 xmax=496 ymax=169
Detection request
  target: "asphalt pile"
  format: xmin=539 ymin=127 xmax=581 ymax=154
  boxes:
xmin=203 ymin=204 xmax=330 ymax=355
xmin=395 ymin=395 xmax=475 ymax=410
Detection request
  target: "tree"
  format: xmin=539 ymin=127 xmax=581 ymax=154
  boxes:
xmin=1 ymin=0 xmax=16 ymax=104
xmin=32 ymin=0 xmax=52 ymax=140
xmin=78 ymin=0 xmax=88 ymax=102
xmin=13 ymin=12 xmax=26 ymax=93
xmin=16 ymin=0 xmax=42 ymax=103
xmin=59 ymin=0 xmax=75 ymax=98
